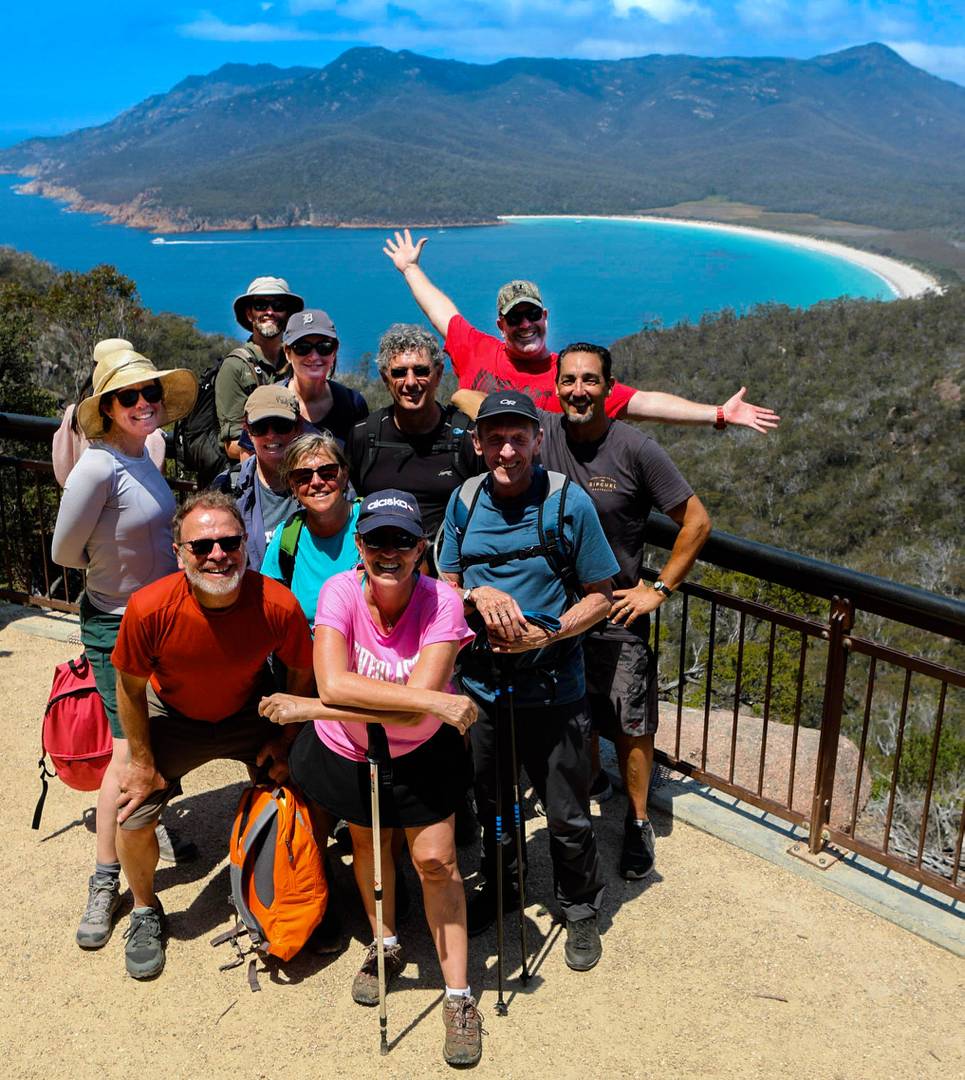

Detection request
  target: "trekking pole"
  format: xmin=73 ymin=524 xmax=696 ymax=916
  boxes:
xmin=367 ymin=724 xmax=391 ymax=1056
xmin=501 ymin=658 xmax=530 ymax=985
xmin=491 ymin=681 xmax=508 ymax=1017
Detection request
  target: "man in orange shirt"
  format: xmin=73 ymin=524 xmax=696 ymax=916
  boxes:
xmin=111 ymin=491 xmax=315 ymax=980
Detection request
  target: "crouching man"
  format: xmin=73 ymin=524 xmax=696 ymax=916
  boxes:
xmin=111 ymin=491 xmax=314 ymax=979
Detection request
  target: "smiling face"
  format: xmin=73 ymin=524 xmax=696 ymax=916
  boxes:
xmin=556 ymin=349 xmax=613 ymax=428
xmin=355 ymin=527 xmax=426 ymax=587
xmin=245 ymin=297 xmax=289 ymax=341
xmin=288 ymin=450 xmax=346 ymax=520
xmin=472 ymin=417 xmax=543 ymax=498
xmin=175 ymin=506 xmax=248 ymax=602
xmin=244 ymin=414 xmax=300 ymax=474
xmin=102 ymin=380 xmax=163 ymax=450
xmin=286 ymin=335 xmax=337 ymax=385
xmin=381 ymin=347 xmax=442 ymax=415
xmin=496 ymin=302 xmax=549 ymax=362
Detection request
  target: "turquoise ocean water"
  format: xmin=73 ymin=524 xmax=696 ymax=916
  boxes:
xmin=2 ymin=178 xmax=890 ymax=362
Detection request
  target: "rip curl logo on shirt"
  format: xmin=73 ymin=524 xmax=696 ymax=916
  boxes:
xmin=354 ymin=642 xmax=420 ymax=683
xmin=587 ymin=475 xmax=618 ymax=493
xmin=367 ymin=497 xmax=414 ymax=512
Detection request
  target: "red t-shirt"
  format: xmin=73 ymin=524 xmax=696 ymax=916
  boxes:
xmin=112 ymin=571 xmax=313 ymax=722
xmin=444 ymin=314 xmax=635 ymax=417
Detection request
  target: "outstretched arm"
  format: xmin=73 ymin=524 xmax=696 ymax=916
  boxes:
xmin=383 ymin=229 xmax=460 ymax=337
xmin=618 ymin=386 xmax=780 ymax=434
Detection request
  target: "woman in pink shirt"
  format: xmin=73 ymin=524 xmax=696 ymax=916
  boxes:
xmin=266 ymin=488 xmax=483 ymax=1067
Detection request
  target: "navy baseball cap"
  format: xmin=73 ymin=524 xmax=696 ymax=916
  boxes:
xmin=475 ymin=390 xmax=540 ymax=424
xmin=357 ymin=489 xmax=424 ymax=537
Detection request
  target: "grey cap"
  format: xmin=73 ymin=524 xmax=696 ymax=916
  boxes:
xmin=496 ymin=279 xmax=543 ymax=316
xmin=283 ymin=308 xmax=338 ymax=345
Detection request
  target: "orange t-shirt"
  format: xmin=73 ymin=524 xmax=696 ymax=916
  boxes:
xmin=112 ymin=571 xmax=312 ymax=722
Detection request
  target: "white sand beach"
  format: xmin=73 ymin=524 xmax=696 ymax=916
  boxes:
xmin=501 ymin=214 xmax=943 ymax=300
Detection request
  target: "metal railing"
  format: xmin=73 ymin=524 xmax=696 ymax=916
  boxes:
xmin=2 ymin=411 xmax=962 ymax=901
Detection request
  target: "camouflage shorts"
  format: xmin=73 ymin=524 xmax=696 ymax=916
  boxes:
xmin=584 ymin=631 xmax=658 ymax=738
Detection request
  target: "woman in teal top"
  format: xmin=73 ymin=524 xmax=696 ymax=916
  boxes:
xmin=261 ymin=432 xmax=360 ymax=624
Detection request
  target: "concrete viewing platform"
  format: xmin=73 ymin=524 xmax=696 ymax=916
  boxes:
xmin=2 ymin=607 xmax=962 ymax=1080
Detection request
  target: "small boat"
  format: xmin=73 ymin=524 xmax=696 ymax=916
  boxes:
xmin=151 ymin=237 xmax=166 ymax=245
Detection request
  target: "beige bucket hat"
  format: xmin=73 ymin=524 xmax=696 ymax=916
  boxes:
xmin=232 ymin=276 xmax=305 ymax=331
xmin=76 ymin=346 xmax=199 ymax=440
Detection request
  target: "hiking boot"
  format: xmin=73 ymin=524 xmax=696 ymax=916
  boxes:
xmin=351 ymin=941 xmax=405 ymax=1006
xmin=589 ymin=770 xmax=614 ymax=804
xmin=123 ymin=901 xmax=166 ymax=980
xmin=620 ymin=814 xmax=656 ymax=880
xmin=76 ymin=874 xmax=122 ymax=950
xmin=465 ymin=881 xmax=519 ymax=938
xmin=443 ymin=994 xmax=483 ymax=1067
xmin=155 ymin=822 xmax=199 ymax=864
xmin=564 ymin=914 xmax=602 ymax=972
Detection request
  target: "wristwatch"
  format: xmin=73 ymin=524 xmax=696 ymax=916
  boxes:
xmin=652 ymin=580 xmax=673 ymax=598
xmin=462 ymin=587 xmax=475 ymax=605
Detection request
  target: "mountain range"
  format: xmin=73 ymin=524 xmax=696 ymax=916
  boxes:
xmin=3 ymin=43 xmax=964 ymax=232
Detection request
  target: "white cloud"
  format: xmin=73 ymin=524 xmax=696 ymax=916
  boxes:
xmin=178 ymin=12 xmax=323 ymax=42
xmin=735 ymin=0 xmax=790 ymax=30
xmin=886 ymin=40 xmax=965 ymax=85
xmin=611 ymin=0 xmax=705 ymax=21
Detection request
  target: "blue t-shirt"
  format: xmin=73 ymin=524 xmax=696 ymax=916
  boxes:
xmin=438 ymin=467 xmax=619 ymax=706
xmin=261 ymin=501 xmax=361 ymax=625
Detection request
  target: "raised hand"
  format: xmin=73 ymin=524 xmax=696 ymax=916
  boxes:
xmin=722 ymin=387 xmax=781 ymax=433
xmin=383 ymin=228 xmax=428 ymax=272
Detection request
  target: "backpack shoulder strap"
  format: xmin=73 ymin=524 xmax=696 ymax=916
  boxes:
xmin=453 ymin=473 xmax=489 ymax=571
xmin=277 ymin=509 xmax=307 ymax=589
xmin=359 ymin=411 xmax=390 ymax=488
xmin=537 ymin=470 xmax=580 ymax=599
xmin=226 ymin=343 xmax=267 ymax=384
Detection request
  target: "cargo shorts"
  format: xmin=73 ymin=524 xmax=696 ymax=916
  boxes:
xmin=584 ymin=629 xmax=659 ymax=739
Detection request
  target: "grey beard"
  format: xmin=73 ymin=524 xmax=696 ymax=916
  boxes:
xmin=184 ymin=555 xmax=247 ymax=598
xmin=254 ymin=316 xmax=282 ymax=338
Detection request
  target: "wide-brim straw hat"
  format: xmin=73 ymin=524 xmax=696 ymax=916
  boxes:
xmin=76 ymin=348 xmax=199 ymax=440
xmin=232 ymin=276 xmax=305 ymax=331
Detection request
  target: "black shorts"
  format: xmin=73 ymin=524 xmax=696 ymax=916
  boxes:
xmin=289 ymin=722 xmax=470 ymax=829
xmin=584 ymin=631 xmax=658 ymax=738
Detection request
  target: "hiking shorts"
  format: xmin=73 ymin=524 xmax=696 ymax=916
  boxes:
xmin=79 ymin=593 xmax=124 ymax=738
xmin=584 ymin=632 xmax=659 ymax=739
xmin=118 ymin=686 xmax=278 ymax=830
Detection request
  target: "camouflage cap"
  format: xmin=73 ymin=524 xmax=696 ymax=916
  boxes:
xmin=496 ymin=279 xmax=543 ymax=316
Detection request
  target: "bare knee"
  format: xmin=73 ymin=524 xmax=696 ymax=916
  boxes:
xmin=413 ymin=847 xmax=459 ymax=884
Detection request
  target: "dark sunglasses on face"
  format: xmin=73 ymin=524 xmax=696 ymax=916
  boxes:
xmin=290 ymin=338 xmax=337 ymax=357
xmin=503 ymin=305 xmax=543 ymax=327
xmin=389 ymin=364 xmax=434 ymax=379
xmin=180 ymin=534 xmax=244 ymax=557
xmin=248 ymin=417 xmax=297 ymax=437
xmin=250 ymin=298 xmax=289 ymax=313
xmin=111 ymin=381 xmax=163 ymax=408
xmin=361 ymin=530 xmax=421 ymax=552
xmin=290 ymin=463 xmax=341 ymax=486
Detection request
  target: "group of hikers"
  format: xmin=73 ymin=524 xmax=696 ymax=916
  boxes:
xmin=49 ymin=229 xmax=779 ymax=1067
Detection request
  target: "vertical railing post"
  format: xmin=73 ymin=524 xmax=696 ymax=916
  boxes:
xmin=809 ymin=596 xmax=854 ymax=854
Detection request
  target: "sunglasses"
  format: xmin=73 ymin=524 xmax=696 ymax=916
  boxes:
xmin=389 ymin=364 xmax=434 ymax=379
xmin=290 ymin=339 xmax=337 ymax=357
xmin=179 ymin=534 xmax=244 ymax=557
xmin=503 ymin=305 xmax=543 ymax=327
xmin=361 ymin=530 xmax=421 ymax=552
xmin=110 ymin=382 xmax=163 ymax=408
xmin=290 ymin=463 xmax=342 ymax=486
xmin=250 ymin=298 xmax=289 ymax=313
xmin=248 ymin=417 xmax=297 ymax=437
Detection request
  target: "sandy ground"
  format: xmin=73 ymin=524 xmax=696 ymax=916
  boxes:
xmin=2 ymin=619 xmax=962 ymax=1080
xmin=501 ymin=214 xmax=943 ymax=300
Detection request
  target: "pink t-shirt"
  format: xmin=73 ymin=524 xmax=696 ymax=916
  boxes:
xmin=313 ymin=570 xmax=474 ymax=762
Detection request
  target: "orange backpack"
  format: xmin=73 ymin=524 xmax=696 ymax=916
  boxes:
xmin=213 ymin=782 xmax=327 ymax=989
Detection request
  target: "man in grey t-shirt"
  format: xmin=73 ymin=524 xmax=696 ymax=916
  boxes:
xmin=539 ymin=343 xmax=711 ymax=879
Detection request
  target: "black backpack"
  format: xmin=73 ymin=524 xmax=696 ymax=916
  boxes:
xmin=174 ymin=345 xmax=266 ymax=485
xmin=355 ymin=405 xmax=473 ymax=492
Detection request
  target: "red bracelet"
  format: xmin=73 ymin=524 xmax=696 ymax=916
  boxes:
xmin=714 ymin=405 xmax=727 ymax=430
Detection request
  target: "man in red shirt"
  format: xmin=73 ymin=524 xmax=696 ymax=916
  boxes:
xmin=111 ymin=491 xmax=315 ymax=980
xmin=384 ymin=228 xmax=780 ymax=431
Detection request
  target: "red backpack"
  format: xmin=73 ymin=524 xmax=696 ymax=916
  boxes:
xmin=32 ymin=654 xmax=113 ymax=829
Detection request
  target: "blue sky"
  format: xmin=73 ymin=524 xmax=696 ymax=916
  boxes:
xmin=5 ymin=1 xmax=964 ymax=139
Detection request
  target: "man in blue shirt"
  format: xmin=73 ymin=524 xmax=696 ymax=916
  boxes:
xmin=438 ymin=391 xmax=619 ymax=972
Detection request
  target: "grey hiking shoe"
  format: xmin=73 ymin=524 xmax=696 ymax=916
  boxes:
xmin=351 ymin=941 xmax=405 ymax=1006
xmin=564 ymin=914 xmax=602 ymax=972
xmin=155 ymin=822 xmax=199 ymax=864
xmin=443 ymin=994 xmax=483 ymax=1067
xmin=123 ymin=901 xmax=166 ymax=980
xmin=76 ymin=874 xmax=122 ymax=950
